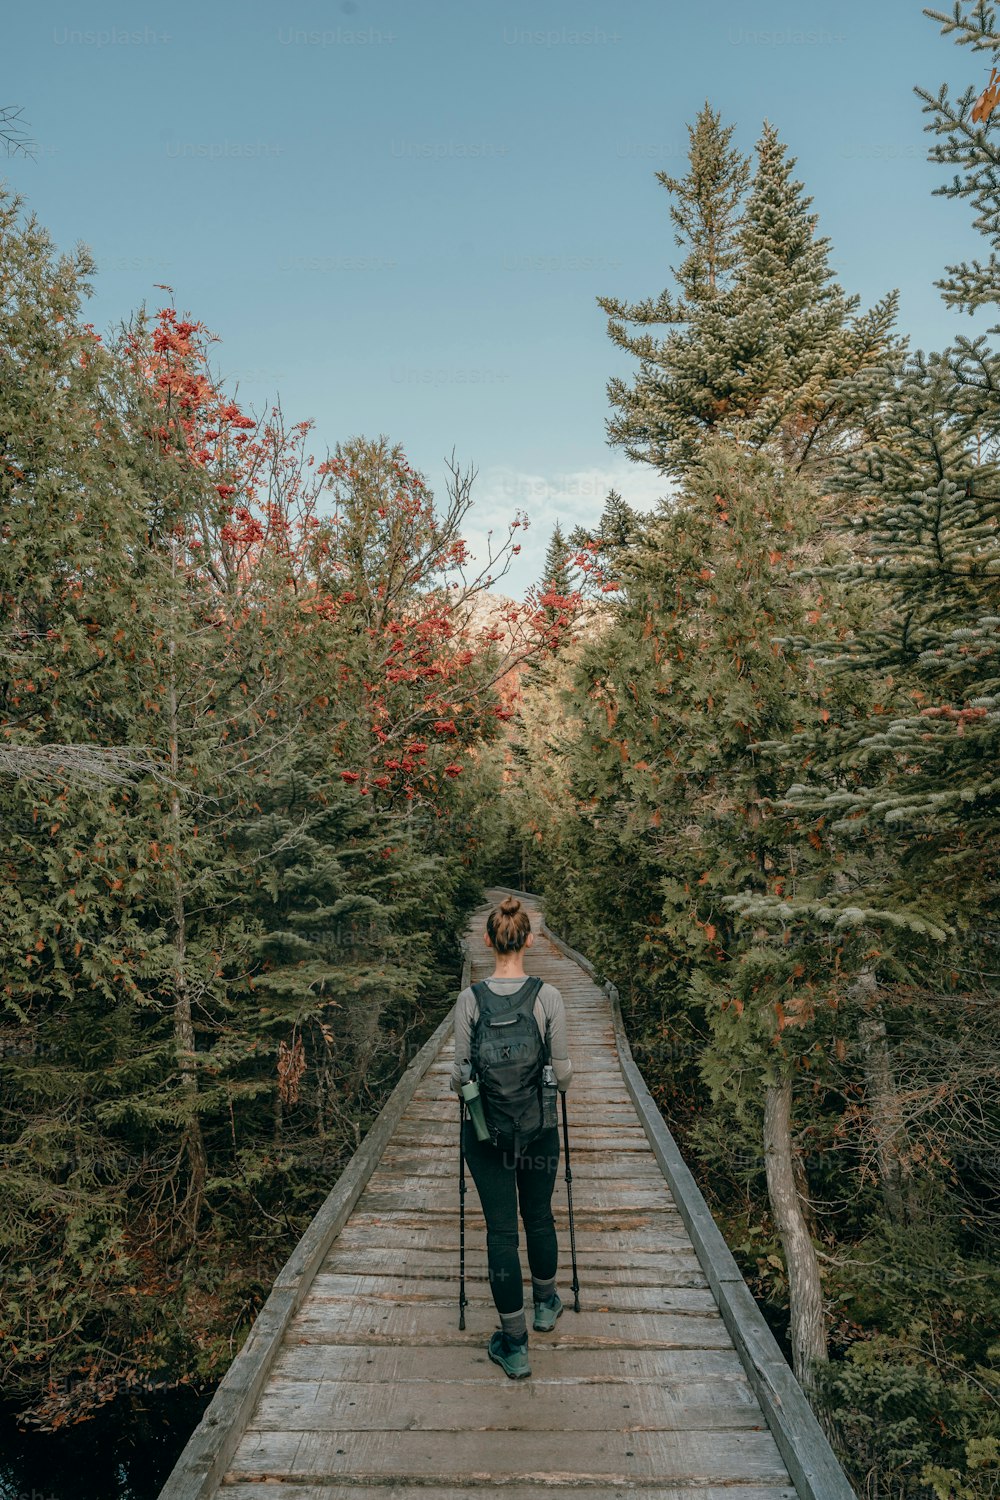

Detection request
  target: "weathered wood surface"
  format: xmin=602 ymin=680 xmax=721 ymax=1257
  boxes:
xmin=161 ymin=888 xmax=853 ymax=1500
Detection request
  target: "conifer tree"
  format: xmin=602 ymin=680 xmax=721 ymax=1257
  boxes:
xmin=552 ymin=440 xmax=839 ymax=1388
xmin=744 ymin=4 xmax=1000 ymax=960
xmin=539 ymin=520 xmax=573 ymax=604
xmin=569 ymin=488 xmax=645 ymax=595
xmin=504 ymin=35 xmax=1000 ymax=1489
xmin=600 ymin=117 xmax=898 ymax=478
xmin=599 ymin=104 xmax=748 ymax=474
xmin=659 ymin=102 xmax=749 ymax=303
xmin=712 ymin=10 xmax=1000 ymax=1475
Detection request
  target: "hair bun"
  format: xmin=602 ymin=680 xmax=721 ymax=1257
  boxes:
xmin=487 ymin=896 xmax=531 ymax=955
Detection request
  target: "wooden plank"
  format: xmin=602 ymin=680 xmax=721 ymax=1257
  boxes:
xmin=376 ymin=1153 xmax=669 ymax=1179
xmin=307 ymin=1272 xmax=718 ymax=1314
xmin=318 ymin=1245 xmax=707 ymax=1284
xmin=391 ymin=1114 xmax=640 ymax=1131
xmin=325 ymin=1230 xmax=701 ymax=1266
xmin=221 ymin=1483 xmax=799 ymax=1500
xmin=344 ymin=1212 xmax=687 ymax=1240
xmin=225 ymin=1427 xmax=791 ymax=1486
xmin=440 ymin=1058 xmax=621 ymax=1069
xmin=391 ymin=1128 xmax=652 ymax=1149
xmin=405 ymin=1103 xmax=644 ymax=1123
xmin=355 ymin=1183 xmax=679 ymax=1212
xmin=339 ymin=1215 xmax=701 ymax=1252
xmin=250 ymin=1377 xmax=764 ymax=1431
xmin=361 ymin=1167 xmax=672 ymax=1195
xmin=397 ymin=1136 xmax=651 ymax=1152
xmin=287 ymin=1302 xmax=735 ymax=1347
xmin=269 ymin=1342 xmax=755 ymax=1386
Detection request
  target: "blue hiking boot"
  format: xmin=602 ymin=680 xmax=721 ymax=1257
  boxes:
xmin=487 ymin=1328 xmax=531 ymax=1378
xmin=533 ymin=1291 xmax=563 ymax=1332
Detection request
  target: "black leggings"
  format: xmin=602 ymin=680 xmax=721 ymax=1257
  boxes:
xmin=462 ymin=1118 xmax=560 ymax=1315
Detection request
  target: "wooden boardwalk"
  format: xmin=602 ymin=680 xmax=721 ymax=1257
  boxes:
xmin=160 ymin=890 xmax=854 ymax=1500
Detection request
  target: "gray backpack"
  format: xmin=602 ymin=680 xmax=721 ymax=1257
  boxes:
xmin=470 ymin=977 xmax=548 ymax=1154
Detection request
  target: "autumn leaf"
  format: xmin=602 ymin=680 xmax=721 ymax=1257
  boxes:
xmin=973 ymin=67 xmax=1000 ymax=124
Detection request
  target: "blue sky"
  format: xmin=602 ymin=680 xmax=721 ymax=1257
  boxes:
xmin=3 ymin=0 xmax=991 ymax=595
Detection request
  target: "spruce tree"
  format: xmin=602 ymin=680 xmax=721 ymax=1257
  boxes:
xmin=600 ymin=116 xmax=899 ymax=478
xmin=539 ymin=520 xmax=573 ymax=601
xmin=553 ymin=440 xmax=838 ymax=1388
xmin=569 ymin=488 xmax=644 ymax=595
xmin=659 ymin=102 xmax=749 ymax=302
xmin=751 ymin=4 xmax=1000 ymax=947
xmin=599 ymin=103 xmax=749 ymax=474
xmin=715 ymin=10 xmax=1000 ymax=1476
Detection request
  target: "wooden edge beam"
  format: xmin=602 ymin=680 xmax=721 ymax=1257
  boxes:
xmin=536 ymin=911 xmax=856 ymax=1500
xmin=157 ymin=940 xmax=470 ymax=1500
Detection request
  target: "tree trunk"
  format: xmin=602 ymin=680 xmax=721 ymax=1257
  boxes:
xmin=851 ymin=969 xmax=911 ymax=1225
xmin=167 ymin=539 xmax=207 ymax=1246
xmin=763 ymin=1078 xmax=828 ymax=1392
xmin=791 ymin=1145 xmax=820 ymax=1243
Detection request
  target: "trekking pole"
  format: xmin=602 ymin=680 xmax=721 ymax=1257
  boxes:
xmin=561 ymin=1088 xmax=580 ymax=1311
xmin=458 ymin=1095 xmax=468 ymax=1329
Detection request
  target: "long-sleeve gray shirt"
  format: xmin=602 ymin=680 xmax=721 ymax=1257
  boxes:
xmin=449 ymin=976 xmax=573 ymax=1095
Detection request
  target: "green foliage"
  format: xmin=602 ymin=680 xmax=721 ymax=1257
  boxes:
xmin=599 ymin=114 xmax=899 ymax=479
xmin=538 ymin=521 xmax=574 ymax=610
xmin=656 ymin=101 xmax=750 ymax=304
xmin=812 ymin=1334 xmax=1000 ymax=1500
xmin=0 ymin=183 xmax=511 ymax=1425
xmin=505 ymin=36 xmax=1000 ymax=1491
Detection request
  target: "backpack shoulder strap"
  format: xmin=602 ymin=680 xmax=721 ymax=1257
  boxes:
xmin=472 ymin=975 xmax=543 ymax=1019
xmin=530 ymin=978 xmax=551 ymax=1061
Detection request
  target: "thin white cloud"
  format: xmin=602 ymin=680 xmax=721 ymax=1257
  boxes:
xmin=455 ymin=462 xmax=673 ymax=598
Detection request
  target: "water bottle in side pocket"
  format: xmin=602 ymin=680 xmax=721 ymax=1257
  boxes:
xmin=461 ymin=1077 xmax=491 ymax=1141
xmin=540 ymin=1062 xmax=558 ymax=1129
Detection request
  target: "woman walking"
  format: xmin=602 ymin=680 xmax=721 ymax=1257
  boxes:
xmin=450 ymin=895 xmax=573 ymax=1379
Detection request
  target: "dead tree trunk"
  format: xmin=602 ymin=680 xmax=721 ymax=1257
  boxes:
xmin=791 ymin=1145 xmax=821 ymax=1244
xmin=763 ymin=1078 xmax=828 ymax=1392
xmin=167 ymin=539 xmax=207 ymax=1247
xmin=851 ymin=968 xmax=912 ymax=1225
